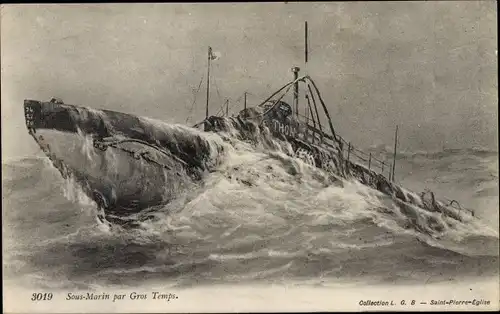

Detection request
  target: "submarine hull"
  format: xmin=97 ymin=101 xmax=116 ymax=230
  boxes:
xmin=24 ymin=99 xmax=217 ymax=223
xmin=24 ymin=97 xmax=474 ymax=226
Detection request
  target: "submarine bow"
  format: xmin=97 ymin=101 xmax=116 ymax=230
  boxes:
xmin=24 ymin=99 xmax=224 ymax=224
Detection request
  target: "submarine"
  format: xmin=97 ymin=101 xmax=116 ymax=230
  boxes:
xmin=23 ymin=25 xmax=475 ymax=227
xmin=23 ymin=69 xmax=474 ymax=228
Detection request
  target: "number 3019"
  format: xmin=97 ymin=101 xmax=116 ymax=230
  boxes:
xmin=31 ymin=293 xmax=53 ymax=301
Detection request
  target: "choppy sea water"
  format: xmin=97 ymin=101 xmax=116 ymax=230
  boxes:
xmin=2 ymin=127 xmax=499 ymax=290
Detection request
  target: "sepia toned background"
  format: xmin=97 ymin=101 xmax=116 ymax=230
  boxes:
xmin=2 ymin=3 xmax=499 ymax=312
xmin=1 ymin=2 xmax=498 ymax=160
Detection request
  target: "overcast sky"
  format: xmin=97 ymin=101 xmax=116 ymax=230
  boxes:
xmin=1 ymin=2 xmax=497 ymax=160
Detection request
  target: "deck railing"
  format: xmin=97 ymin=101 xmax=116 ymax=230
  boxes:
xmin=339 ymin=136 xmax=392 ymax=179
xmin=297 ymin=112 xmax=392 ymax=180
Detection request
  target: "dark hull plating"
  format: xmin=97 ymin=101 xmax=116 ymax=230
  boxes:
xmin=24 ymin=98 xmax=474 ymax=226
xmin=24 ymin=99 xmax=223 ymax=223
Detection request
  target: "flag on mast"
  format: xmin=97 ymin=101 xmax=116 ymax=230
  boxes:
xmin=208 ymin=47 xmax=221 ymax=61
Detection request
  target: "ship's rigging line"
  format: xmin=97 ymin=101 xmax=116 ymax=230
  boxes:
xmin=186 ymin=60 xmax=228 ymax=124
xmin=214 ymin=92 xmax=249 ymax=117
xmin=185 ymin=74 xmax=205 ymax=124
xmin=211 ymin=67 xmax=224 ymax=112
xmin=198 ymin=62 xmax=226 ymax=118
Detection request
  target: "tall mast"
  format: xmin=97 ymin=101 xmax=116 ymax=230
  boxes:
xmin=304 ymin=21 xmax=309 ymax=133
xmin=305 ymin=21 xmax=308 ymax=64
xmin=304 ymin=22 xmax=309 ymax=122
xmin=391 ymin=125 xmax=398 ymax=181
xmin=292 ymin=66 xmax=300 ymax=117
xmin=205 ymin=46 xmax=212 ymax=119
xmin=291 ymin=21 xmax=308 ymax=118
xmin=244 ymin=91 xmax=247 ymax=110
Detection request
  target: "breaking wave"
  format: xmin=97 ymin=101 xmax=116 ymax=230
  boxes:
xmin=2 ymin=116 xmax=499 ymax=289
